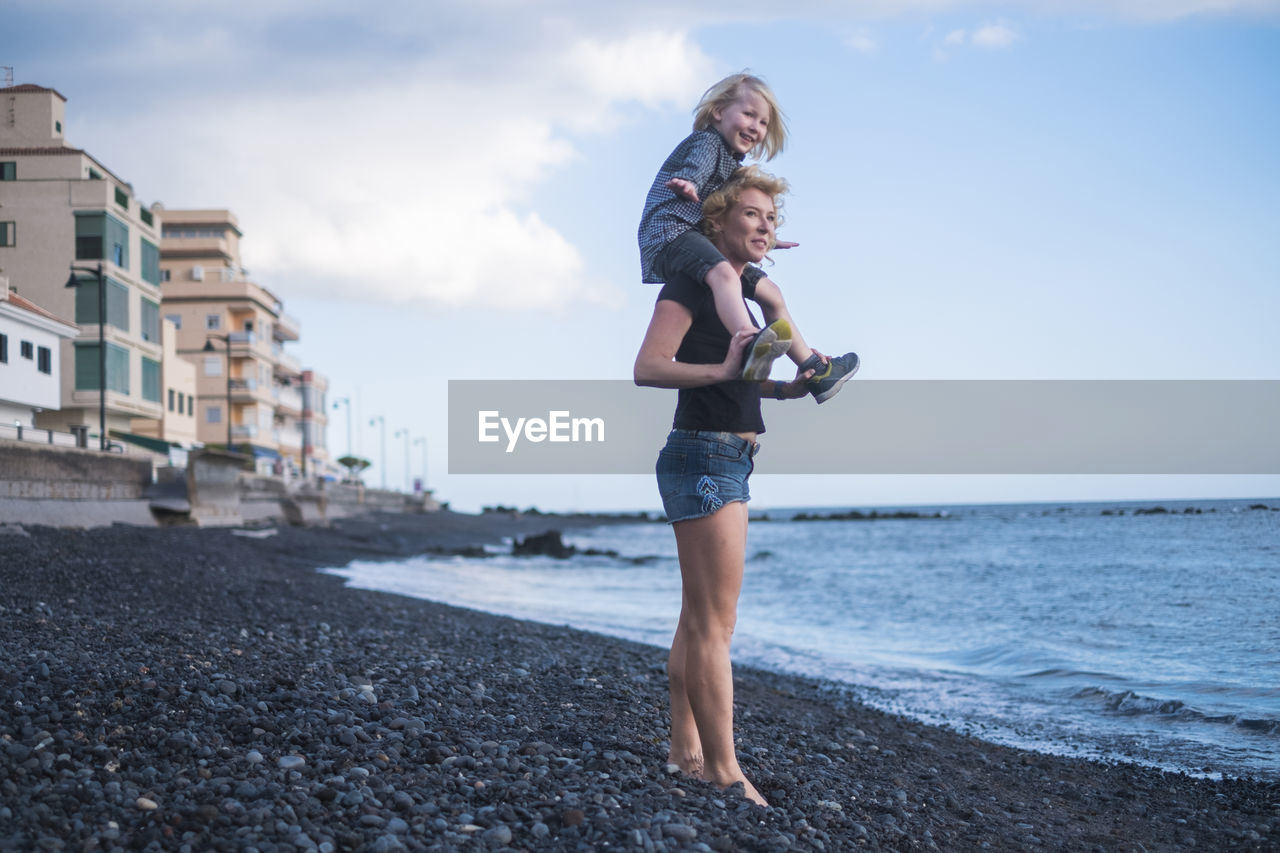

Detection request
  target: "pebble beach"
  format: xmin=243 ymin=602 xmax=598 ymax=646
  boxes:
xmin=1 ymin=511 xmax=1275 ymax=852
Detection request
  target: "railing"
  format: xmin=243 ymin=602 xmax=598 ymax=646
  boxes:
xmin=231 ymin=424 xmax=258 ymax=439
xmin=0 ymin=422 xmax=128 ymax=453
xmin=229 ymin=377 xmax=258 ymax=391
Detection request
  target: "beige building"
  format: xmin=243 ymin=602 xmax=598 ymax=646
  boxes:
xmin=158 ymin=209 xmax=309 ymax=469
xmin=129 ymin=317 xmax=198 ymax=447
xmin=0 ymin=84 xmax=165 ymax=443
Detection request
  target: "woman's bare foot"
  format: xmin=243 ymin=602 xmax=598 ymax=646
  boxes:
xmin=666 ymin=750 xmax=704 ymax=778
xmin=707 ymin=771 xmax=769 ymax=807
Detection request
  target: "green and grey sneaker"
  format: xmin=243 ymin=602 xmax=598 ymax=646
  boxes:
xmin=805 ymin=351 xmax=860 ymax=403
xmin=740 ymin=319 xmax=792 ymax=382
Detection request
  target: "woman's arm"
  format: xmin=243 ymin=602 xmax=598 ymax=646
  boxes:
xmin=634 ymin=300 xmax=752 ymax=389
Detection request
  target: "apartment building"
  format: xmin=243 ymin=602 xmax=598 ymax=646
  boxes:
xmin=158 ymin=209 xmax=308 ymax=469
xmin=298 ymin=368 xmax=331 ymax=477
xmin=129 ymin=317 xmax=198 ymax=447
xmin=0 ymin=84 xmax=165 ymax=442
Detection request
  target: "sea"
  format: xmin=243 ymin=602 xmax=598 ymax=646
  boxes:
xmin=322 ymin=498 xmax=1280 ymax=781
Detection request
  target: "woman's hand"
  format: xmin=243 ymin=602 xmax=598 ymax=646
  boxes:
xmin=720 ymin=329 xmax=755 ymax=381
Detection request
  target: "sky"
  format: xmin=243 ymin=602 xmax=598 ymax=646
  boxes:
xmin=6 ymin=0 xmax=1279 ymax=511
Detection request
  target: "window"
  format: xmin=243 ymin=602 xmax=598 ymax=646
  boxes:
xmin=140 ymin=208 xmax=153 ymax=227
xmin=141 ymin=357 xmax=161 ymax=403
xmin=177 ymin=392 xmax=185 ymax=415
xmin=168 ymin=388 xmax=176 ymax=412
xmin=205 ymin=314 xmax=221 ymax=330
xmin=72 ymin=276 xmax=129 ymax=331
xmin=161 ymin=269 xmax=171 ymax=282
xmin=203 ymin=356 xmax=222 ymax=377
xmin=114 ymin=186 xmax=129 ymax=209
xmin=220 ymin=267 xmax=234 ymax=282
xmin=56 ymin=121 xmax=62 ymax=133
xmin=20 ymin=340 xmax=33 ymax=360
xmin=141 ymin=298 xmax=160 ymax=343
xmin=165 ymin=313 xmax=181 ymax=330
xmin=206 ymin=406 xmax=222 ymax=425
xmin=140 ymin=239 xmax=160 ymax=285
xmin=88 ymin=167 xmax=103 ymax=180
xmin=0 ymin=221 xmax=13 ymax=247
xmin=0 ymin=333 xmax=6 ymax=362
xmin=74 ymin=212 xmax=129 ymax=269
xmin=0 ymin=162 xmax=14 ymax=180
xmin=74 ymin=343 xmax=130 ymax=393
xmin=37 ymin=346 xmax=52 ymax=375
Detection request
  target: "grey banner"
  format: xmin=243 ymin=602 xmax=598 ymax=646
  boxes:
xmin=447 ymin=380 xmax=1280 ymax=474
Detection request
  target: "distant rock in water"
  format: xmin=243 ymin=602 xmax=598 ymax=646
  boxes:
xmin=792 ymin=509 xmax=949 ymax=522
xmin=514 ymin=530 xmax=576 ymax=558
xmin=512 ymin=530 xmax=629 ymax=561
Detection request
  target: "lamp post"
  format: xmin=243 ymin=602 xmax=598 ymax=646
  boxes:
xmin=64 ymin=263 xmax=106 ymax=450
xmin=394 ymin=428 xmax=411 ymax=493
xmin=412 ymin=436 xmax=427 ymax=493
xmin=370 ymin=415 xmax=386 ymax=490
xmin=333 ymin=396 xmax=352 ymax=457
xmin=202 ymin=334 xmax=232 ymax=450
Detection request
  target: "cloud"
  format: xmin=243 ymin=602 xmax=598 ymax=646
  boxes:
xmin=845 ymin=28 xmax=879 ymax=54
xmin=943 ymin=28 xmax=968 ymax=45
xmin=972 ymin=21 xmax=1021 ymax=47
xmin=69 ymin=16 xmax=715 ymax=312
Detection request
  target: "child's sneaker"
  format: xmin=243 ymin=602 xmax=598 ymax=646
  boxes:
xmin=740 ymin=319 xmax=792 ymax=381
xmin=806 ymin=351 xmax=860 ymax=403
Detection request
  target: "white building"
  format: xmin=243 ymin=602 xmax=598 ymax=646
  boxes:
xmin=0 ymin=273 xmax=79 ymax=431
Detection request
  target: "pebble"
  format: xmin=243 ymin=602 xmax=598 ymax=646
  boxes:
xmin=0 ymin=517 xmax=1270 ymax=853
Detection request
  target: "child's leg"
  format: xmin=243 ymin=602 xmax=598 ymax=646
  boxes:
xmin=751 ymin=276 xmax=816 ymax=366
xmin=752 ymin=272 xmax=859 ymax=402
xmin=705 ymin=262 xmax=759 ymax=334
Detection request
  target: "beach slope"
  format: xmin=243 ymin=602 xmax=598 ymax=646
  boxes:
xmin=0 ymin=512 xmax=1274 ymax=851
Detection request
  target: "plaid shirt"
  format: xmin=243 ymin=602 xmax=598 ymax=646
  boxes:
xmin=637 ymin=129 xmax=744 ymax=283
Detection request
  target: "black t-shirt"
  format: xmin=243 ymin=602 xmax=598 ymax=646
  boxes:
xmin=657 ymin=271 xmax=765 ymax=434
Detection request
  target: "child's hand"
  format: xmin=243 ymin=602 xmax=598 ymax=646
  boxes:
xmin=774 ymin=240 xmax=799 ymax=249
xmin=665 ymin=177 xmax=700 ymax=203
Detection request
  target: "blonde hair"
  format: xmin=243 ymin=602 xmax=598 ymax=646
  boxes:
xmin=693 ymin=72 xmax=787 ymax=161
xmin=700 ymin=165 xmax=789 ymax=249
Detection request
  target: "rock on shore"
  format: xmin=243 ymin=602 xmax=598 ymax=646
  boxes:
xmin=1 ymin=512 xmax=1276 ymax=851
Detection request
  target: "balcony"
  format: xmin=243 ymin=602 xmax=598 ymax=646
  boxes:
xmin=275 ymin=384 xmax=303 ymax=417
xmin=273 ymin=346 xmax=302 ymax=377
xmin=274 ymin=310 xmax=300 ymax=342
xmin=231 ymin=424 xmax=258 ymax=439
xmin=228 ymin=377 xmax=259 ymax=401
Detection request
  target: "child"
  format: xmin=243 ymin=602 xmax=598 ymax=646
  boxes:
xmin=638 ymin=72 xmax=859 ymax=402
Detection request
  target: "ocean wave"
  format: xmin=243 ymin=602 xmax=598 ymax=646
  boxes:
xmin=1072 ymin=687 xmax=1280 ymax=736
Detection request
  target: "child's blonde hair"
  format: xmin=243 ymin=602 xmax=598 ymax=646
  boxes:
xmin=693 ymin=72 xmax=787 ymax=161
xmin=700 ymin=165 xmax=789 ymax=249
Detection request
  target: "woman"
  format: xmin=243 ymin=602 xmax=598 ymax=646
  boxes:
xmin=633 ymin=166 xmax=818 ymax=807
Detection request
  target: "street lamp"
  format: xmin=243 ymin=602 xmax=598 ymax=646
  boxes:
xmin=413 ymin=436 xmax=428 ymax=493
xmin=394 ymin=428 xmax=411 ymax=493
xmin=64 ymin=263 xmax=106 ymax=450
xmin=370 ymin=415 xmax=386 ymax=490
xmin=333 ymin=396 xmax=352 ymax=457
xmin=202 ymin=334 xmax=232 ymax=450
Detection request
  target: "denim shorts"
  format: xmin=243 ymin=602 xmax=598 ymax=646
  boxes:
xmin=654 ymin=231 xmax=765 ymax=294
xmin=656 ymin=429 xmax=758 ymax=524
